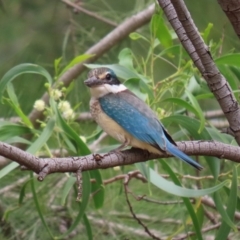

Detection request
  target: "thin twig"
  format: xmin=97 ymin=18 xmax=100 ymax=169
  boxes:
xmin=61 ymin=0 xmax=118 ymax=27
xmin=123 ymin=171 xmax=161 ymax=240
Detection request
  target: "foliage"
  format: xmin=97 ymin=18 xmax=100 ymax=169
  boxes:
xmin=0 ymin=1 xmax=240 ymax=240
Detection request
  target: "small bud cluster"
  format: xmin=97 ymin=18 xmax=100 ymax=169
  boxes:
xmin=58 ymin=101 xmax=75 ymax=120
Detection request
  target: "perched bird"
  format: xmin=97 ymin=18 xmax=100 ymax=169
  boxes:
xmin=84 ymin=67 xmax=203 ymax=170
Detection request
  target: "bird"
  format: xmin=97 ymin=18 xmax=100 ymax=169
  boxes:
xmin=84 ymin=67 xmax=203 ymax=170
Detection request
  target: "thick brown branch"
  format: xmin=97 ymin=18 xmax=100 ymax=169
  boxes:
xmin=218 ymin=0 xmax=240 ymax=39
xmin=0 ymin=140 xmax=239 ymax=178
xmin=157 ymin=0 xmax=240 ymax=145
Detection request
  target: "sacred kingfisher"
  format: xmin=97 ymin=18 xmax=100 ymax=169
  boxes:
xmin=84 ymin=67 xmax=203 ymax=170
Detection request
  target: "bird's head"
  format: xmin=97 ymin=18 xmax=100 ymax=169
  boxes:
xmin=84 ymin=67 xmax=126 ymax=98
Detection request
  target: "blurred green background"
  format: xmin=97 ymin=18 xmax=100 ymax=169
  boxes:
xmin=0 ymin=0 xmax=239 ymax=116
xmin=1 ymin=1 xmax=240 ymax=239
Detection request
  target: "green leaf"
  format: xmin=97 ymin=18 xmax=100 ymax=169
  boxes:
xmin=135 ymin=162 xmax=150 ymax=180
xmin=213 ymin=191 xmax=237 ymax=232
xmin=0 ymin=63 xmax=52 ymax=100
xmin=118 ymin=48 xmax=134 ymax=70
xmin=60 ymin=54 xmax=94 ymax=76
xmin=151 ymin=13 xmax=172 ymax=48
xmin=215 ymin=53 xmax=240 ymax=68
xmin=54 ymin=57 xmax=62 ymax=76
xmin=0 ymin=162 xmax=19 ymax=179
xmin=6 ymin=83 xmax=33 ymax=128
xmin=215 ymin=166 xmax=238 ymax=239
xmin=83 ymin=214 xmax=93 ymax=240
xmin=161 ymin=161 xmax=203 ymax=240
xmin=150 ymin=168 xmax=229 ymax=197
xmin=224 ymin=186 xmax=240 ymax=212
xmin=19 ymin=178 xmax=31 ymax=205
xmin=60 ymin=171 xmax=91 ymax=238
xmin=129 ymin=32 xmax=148 ymax=42
xmin=90 ymin=170 xmax=105 ymax=209
xmin=161 ymin=97 xmax=199 ymax=117
xmin=185 ymin=90 xmax=205 ymax=133
xmin=30 ymin=173 xmax=54 ymax=238
xmin=125 ymin=78 xmax=148 ymax=101
xmin=52 ymin=98 xmax=89 ymax=155
xmin=2 ymin=206 xmax=20 ymax=221
xmin=61 ymin=176 xmax=76 ymax=206
xmin=157 ymin=45 xmax=181 ymax=58
xmin=27 ymin=118 xmax=55 ymax=154
xmin=4 ymin=136 xmax=32 ymax=145
xmin=0 ymin=123 xmax=32 ymax=142
xmin=195 ymin=92 xmax=214 ymax=100
xmin=202 ymin=23 xmax=213 ymax=42
xmin=217 ymin=65 xmax=238 ymax=91
xmin=0 ymin=118 xmax=55 ymax=179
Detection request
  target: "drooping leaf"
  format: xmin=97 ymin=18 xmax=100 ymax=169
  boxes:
xmin=150 ymin=168 xmax=228 ymax=197
xmin=215 ymin=54 xmax=240 ymax=68
xmin=161 ymin=97 xmax=199 ymax=117
xmin=151 ymin=13 xmax=172 ymax=48
xmin=61 ymin=176 xmax=76 ymax=206
xmin=118 ymin=48 xmax=134 ymax=70
xmin=129 ymin=32 xmax=149 ymax=42
xmin=0 ymin=123 xmax=32 ymax=142
xmin=6 ymin=83 xmax=33 ymax=128
xmin=161 ymin=161 xmax=203 ymax=240
xmin=202 ymin=23 xmax=213 ymax=42
xmin=60 ymin=171 xmax=91 ymax=238
xmin=83 ymin=214 xmax=93 ymax=240
xmin=185 ymin=90 xmax=205 ymax=133
xmin=60 ymin=54 xmax=94 ymax=76
xmin=0 ymin=63 xmax=53 ymax=100
xmin=215 ymin=166 xmax=238 ymax=239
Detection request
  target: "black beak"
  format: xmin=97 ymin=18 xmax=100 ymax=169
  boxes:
xmin=84 ymin=76 xmax=100 ymax=87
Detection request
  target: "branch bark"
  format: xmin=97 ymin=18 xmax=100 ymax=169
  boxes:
xmin=157 ymin=0 xmax=240 ymax=145
xmin=218 ymin=0 xmax=240 ymax=39
xmin=0 ymin=140 xmax=239 ymax=179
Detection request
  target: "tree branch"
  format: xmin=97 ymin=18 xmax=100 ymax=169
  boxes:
xmin=157 ymin=0 xmax=240 ymax=145
xmin=217 ymin=0 xmax=240 ymax=39
xmin=28 ymin=4 xmax=155 ymax=128
xmin=61 ymin=0 xmax=118 ymax=27
xmin=0 ymin=140 xmax=239 ymax=179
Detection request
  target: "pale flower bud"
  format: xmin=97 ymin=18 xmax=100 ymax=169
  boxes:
xmin=33 ymin=100 xmax=45 ymax=111
xmin=62 ymin=108 xmax=75 ymax=120
xmin=51 ymin=89 xmax=62 ymax=100
xmin=58 ymin=101 xmax=71 ymax=112
xmin=113 ymin=166 xmax=120 ymax=171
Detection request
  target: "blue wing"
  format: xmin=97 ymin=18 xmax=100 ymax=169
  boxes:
xmin=99 ymin=90 xmax=203 ymax=170
xmin=99 ymin=90 xmax=169 ymax=151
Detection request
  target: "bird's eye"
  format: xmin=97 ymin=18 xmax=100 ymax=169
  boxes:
xmin=105 ymin=73 xmax=111 ymax=80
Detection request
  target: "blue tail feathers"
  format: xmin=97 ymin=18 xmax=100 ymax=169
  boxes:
xmin=166 ymin=142 xmax=203 ymax=170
